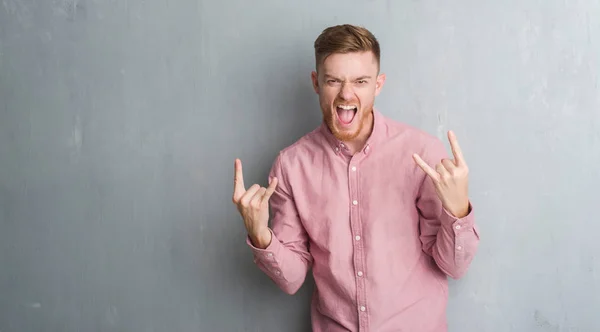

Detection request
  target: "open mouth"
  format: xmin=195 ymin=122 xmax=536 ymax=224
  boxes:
xmin=336 ymin=105 xmax=357 ymax=125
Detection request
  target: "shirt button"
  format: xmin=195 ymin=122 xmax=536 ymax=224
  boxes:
xmin=335 ymin=147 xmax=339 ymax=152
xmin=351 ymin=166 xmax=357 ymax=171
xmin=352 ymin=200 xmax=358 ymax=205
xmin=457 ymin=246 xmax=462 ymax=250
xmin=267 ymin=253 xmax=273 ymax=257
xmin=357 ymin=271 xmax=363 ymax=277
xmin=360 ymin=306 xmax=366 ymax=312
xmin=275 ymin=270 xmax=281 ymax=275
xmin=455 ymin=225 xmax=461 ymax=230
xmin=355 ymin=235 xmax=361 ymax=241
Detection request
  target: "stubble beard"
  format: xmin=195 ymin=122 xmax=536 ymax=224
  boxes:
xmin=323 ymin=106 xmax=371 ymax=142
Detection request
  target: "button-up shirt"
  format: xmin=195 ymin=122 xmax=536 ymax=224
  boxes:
xmin=247 ymin=109 xmax=480 ymax=332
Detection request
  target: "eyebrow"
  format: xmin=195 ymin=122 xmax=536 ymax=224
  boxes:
xmin=324 ymin=74 xmax=372 ymax=80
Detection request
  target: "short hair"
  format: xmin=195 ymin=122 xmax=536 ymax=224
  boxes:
xmin=313 ymin=24 xmax=381 ymax=72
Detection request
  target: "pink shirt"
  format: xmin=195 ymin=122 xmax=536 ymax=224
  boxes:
xmin=247 ymin=109 xmax=480 ymax=331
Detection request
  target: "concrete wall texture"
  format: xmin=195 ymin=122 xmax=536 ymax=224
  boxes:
xmin=1 ymin=0 xmax=599 ymax=331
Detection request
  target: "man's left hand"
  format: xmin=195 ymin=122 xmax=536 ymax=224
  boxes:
xmin=413 ymin=130 xmax=470 ymax=218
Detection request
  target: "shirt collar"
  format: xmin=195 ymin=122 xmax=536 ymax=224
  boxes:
xmin=319 ymin=108 xmax=385 ymax=156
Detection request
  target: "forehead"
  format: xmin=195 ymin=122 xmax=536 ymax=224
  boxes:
xmin=320 ymin=51 xmax=378 ymax=77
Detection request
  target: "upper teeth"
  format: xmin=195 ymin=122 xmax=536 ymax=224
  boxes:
xmin=338 ymin=105 xmax=357 ymax=110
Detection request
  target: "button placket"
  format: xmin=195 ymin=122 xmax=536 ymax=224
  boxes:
xmin=348 ymin=155 xmax=367 ymax=329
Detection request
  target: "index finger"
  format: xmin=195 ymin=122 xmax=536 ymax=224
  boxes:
xmin=448 ymin=130 xmax=466 ymax=166
xmin=233 ymin=158 xmax=246 ymax=201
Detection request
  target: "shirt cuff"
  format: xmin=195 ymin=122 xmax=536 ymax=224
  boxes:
xmin=441 ymin=201 xmax=476 ymax=234
xmin=246 ymin=228 xmax=286 ymax=278
xmin=246 ymin=228 xmax=282 ymax=259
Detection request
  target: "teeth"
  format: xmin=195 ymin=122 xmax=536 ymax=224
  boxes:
xmin=337 ymin=105 xmax=357 ymax=110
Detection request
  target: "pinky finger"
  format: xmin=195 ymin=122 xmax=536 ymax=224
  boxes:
xmin=413 ymin=153 xmax=440 ymax=182
xmin=262 ymin=177 xmax=279 ymax=202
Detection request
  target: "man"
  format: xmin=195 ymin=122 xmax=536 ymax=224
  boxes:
xmin=232 ymin=24 xmax=480 ymax=332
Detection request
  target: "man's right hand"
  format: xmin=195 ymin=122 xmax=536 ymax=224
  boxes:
xmin=232 ymin=158 xmax=278 ymax=249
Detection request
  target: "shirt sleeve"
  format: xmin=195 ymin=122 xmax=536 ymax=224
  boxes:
xmin=246 ymin=152 xmax=313 ymax=294
xmin=416 ymin=137 xmax=480 ymax=279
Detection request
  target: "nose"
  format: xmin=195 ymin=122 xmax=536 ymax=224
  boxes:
xmin=339 ymin=82 xmax=354 ymax=101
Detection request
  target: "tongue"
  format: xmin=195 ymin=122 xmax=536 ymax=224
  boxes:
xmin=337 ymin=108 xmax=355 ymax=124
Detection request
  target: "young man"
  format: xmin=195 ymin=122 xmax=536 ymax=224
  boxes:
xmin=232 ymin=24 xmax=480 ymax=332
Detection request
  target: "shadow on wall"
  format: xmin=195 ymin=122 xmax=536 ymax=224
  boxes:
xmin=237 ymin=57 xmax=320 ymax=326
xmin=166 ymin=43 xmax=320 ymax=330
xmin=226 ymin=52 xmax=321 ymax=328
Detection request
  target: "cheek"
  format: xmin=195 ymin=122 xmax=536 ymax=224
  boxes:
xmin=318 ymin=94 xmax=334 ymax=111
xmin=320 ymin=89 xmax=338 ymax=104
xmin=357 ymin=89 xmax=375 ymax=106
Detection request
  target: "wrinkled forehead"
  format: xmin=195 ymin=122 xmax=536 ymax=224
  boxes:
xmin=319 ymin=51 xmax=379 ymax=78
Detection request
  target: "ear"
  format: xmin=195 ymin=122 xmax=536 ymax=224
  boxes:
xmin=311 ymin=71 xmax=319 ymax=94
xmin=374 ymin=73 xmax=386 ymax=96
